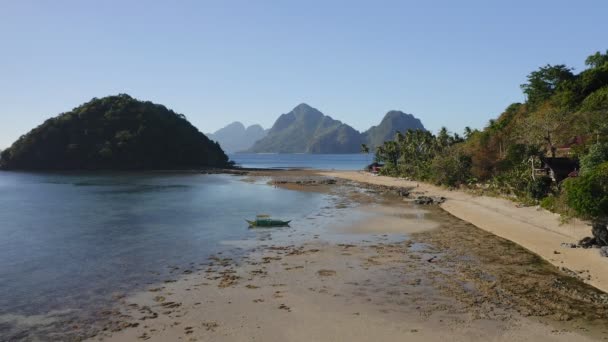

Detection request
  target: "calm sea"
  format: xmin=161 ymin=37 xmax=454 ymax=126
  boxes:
xmin=0 ymin=154 xmax=372 ymax=339
xmin=229 ymin=153 xmax=372 ymax=170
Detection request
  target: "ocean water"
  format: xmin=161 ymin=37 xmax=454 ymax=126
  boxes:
xmin=0 ymin=170 xmax=334 ymax=339
xmin=229 ymin=153 xmax=373 ymax=170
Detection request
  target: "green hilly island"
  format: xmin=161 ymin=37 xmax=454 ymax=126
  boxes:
xmin=248 ymin=104 xmax=425 ymax=153
xmin=0 ymin=94 xmax=229 ymax=170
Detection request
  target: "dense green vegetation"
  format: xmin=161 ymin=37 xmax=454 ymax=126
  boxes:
xmin=249 ymin=104 xmax=425 ymax=153
xmin=0 ymin=94 xmax=230 ymax=170
xmin=362 ymin=110 xmax=425 ymax=149
xmin=374 ymin=50 xmax=608 ymax=223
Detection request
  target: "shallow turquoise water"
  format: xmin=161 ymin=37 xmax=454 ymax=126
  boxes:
xmin=0 ymin=172 xmax=330 ymax=326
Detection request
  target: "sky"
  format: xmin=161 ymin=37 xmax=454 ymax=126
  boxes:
xmin=1 ymin=0 xmax=607 ymax=148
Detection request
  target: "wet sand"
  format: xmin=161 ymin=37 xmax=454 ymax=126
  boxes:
xmin=323 ymin=171 xmax=608 ymax=294
xmin=88 ymin=172 xmax=608 ymax=341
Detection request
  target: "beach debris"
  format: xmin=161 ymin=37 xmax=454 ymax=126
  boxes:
xmin=600 ymin=246 xmax=608 ymax=258
xmin=161 ymin=302 xmax=181 ymax=309
xmin=317 ymin=269 xmax=337 ymax=276
xmin=278 ymin=304 xmax=291 ymax=312
xmin=218 ymin=274 xmax=240 ymax=288
xmin=202 ymin=321 xmax=219 ymax=331
xmin=560 ymin=242 xmax=578 ymax=249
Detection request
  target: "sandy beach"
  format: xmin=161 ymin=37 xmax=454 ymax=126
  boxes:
xmin=86 ymin=171 xmax=608 ymax=342
xmin=322 ymin=171 xmax=608 ymax=294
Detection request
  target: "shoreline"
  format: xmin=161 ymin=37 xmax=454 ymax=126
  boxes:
xmin=321 ymin=171 xmax=608 ymax=294
xmin=87 ymin=171 xmax=608 ymax=341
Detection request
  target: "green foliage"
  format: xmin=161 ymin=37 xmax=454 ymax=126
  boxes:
xmin=520 ymin=64 xmax=575 ymax=107
xmin=373 ymin=50 xmax=608 ymax=220
xmin=563 ymin=162 xmax=608 ymax=220
xmin=360 ymin=143 xmax=370 ymax=154
xmin=375 ymin=128 xmax=470 ymax=185
xmin=526 ymin=176 xmax=553 ymax=200
xmin=585 ymin=50 xmax=608 ymax=69
xmin=580 ymin=86 xmax=608 ymax=112
xmin=580 ymin=143 xmax=608 ymax=175
xmin=0 ymin=94 xmax=229 ymax=170
xmin=430 ymin=147 xmax=472 ymax=186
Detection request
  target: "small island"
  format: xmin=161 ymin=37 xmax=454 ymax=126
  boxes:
xmin=0 ymin=94 xmax=230 ymax=170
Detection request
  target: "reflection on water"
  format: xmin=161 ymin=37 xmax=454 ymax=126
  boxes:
xmin=0 ymin=170 xmax=438 ymax=340
xmin=0 ymin=171 xmax=330 ymax=339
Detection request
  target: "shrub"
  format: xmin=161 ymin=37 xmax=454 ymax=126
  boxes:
xmin=526 ymin=176 xmax=553 ymax=200
xmin=563 ymin=162 xmax=608 ymax=221
xmin=580 ymin=143 xmax=608 ymax=175
xmin=430 ymin=149 xmax=472 ymax=187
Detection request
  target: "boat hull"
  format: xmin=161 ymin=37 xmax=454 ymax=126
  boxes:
xmin=246 ymin=219 xmax=291 ymax=227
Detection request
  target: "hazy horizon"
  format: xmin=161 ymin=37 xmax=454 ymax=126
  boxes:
xmin=1 ymin=0 xmax=607 ymax=148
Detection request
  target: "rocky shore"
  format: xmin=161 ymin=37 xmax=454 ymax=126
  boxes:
xmin=86 ymin=171 xmax=608 ymax=341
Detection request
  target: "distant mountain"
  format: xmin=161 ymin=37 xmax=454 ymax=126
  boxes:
xmin=363 ymin=110 xmax=425 ymax=149
xmin=248 ymin=104 xmax=364 ymax=153
xmin=248 ymin=104 xmax=425 ymax=154
xmin=0 ymin=94 xmax=229 ymax=170
xmin=207 ymin=122 xmax=267 ymax=153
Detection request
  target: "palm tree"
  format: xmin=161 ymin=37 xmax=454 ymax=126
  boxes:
xmin=360 ymin=143 xmax=372 ymax=165
xmin=464 ymin=126 xmax=473 ymax=140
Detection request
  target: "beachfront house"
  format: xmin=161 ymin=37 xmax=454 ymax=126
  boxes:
xmin=533 ymin=157 xmax=579 ymax=183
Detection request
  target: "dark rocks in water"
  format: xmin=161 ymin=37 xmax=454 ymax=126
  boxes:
xmin=414 ymin=196 xmax=434 ymax=205
xmin=397 ymin=188 xmax=410 ymax=197
xmin=572 ymin=222 xmax=608 ymax=257
xmin=414 ymin=196 xmax=446 ymax=205
xmin=578 ymin=236 xmax=597 ymax=248
xmin=200 ymin=169 xmax=247 ymax=175
xmin=271 ymin=177 xmax=338 ymax=186
xmin=592 ymin=222 xmax=608 ymax=246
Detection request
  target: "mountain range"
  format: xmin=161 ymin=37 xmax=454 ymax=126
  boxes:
xmin=246 ymin=103 xmax=425 ymax=153
xmin=206 ymin=122 xmax=268 ymax=153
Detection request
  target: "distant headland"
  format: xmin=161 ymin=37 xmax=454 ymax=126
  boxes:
xmin=0 ymin=94 xmax=230 ymax=170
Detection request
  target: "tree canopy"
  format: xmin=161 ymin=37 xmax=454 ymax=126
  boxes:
xmin=374 ymin=50 xmax=608 ymax=213
xmin=0 ymin=94 xmax=229 ymax=170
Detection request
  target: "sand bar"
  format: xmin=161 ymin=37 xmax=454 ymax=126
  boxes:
xmin=322 ymin=171 xmax=608 ymax=294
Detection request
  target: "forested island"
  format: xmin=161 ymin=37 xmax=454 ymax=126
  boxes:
xmin=374 ymin=50 xmax=608 ymax=239
xmin=248 ymin=103 xmax=424 ymax=153
xmin=0 ymin=94 xmax=230 ymax=170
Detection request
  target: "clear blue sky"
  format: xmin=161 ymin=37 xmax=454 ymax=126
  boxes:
xmin=1 ymin=0 xmax=607 ymax=148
